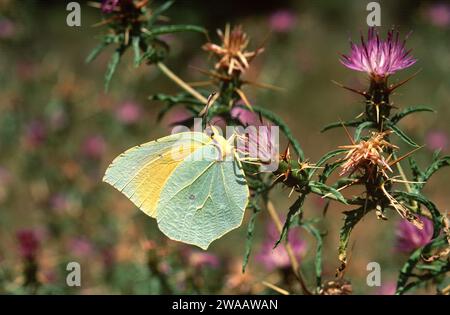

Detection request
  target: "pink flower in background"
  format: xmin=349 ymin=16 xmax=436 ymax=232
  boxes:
xmin=16 ymin=229 xmax=41 ymax=259
xmin=68 ymin=237 xmax=94 ymax=257
xmin=256 ymin=222 xmax=306 ymax=271
xmin=426 ymin=3 xmax=450 ymax=28
xmin=115 ymin=101 xmax=142 ymax=125
xmin=0 ymin=18 xmax=16 ymax=39
xmin=24 ymin=120 xmax=46 ymax=149
xmin=81 ymin=134 xmax=106 ymax=160
xmin=231 ymin=106 xmax=259 ymax=126
xmin=340 ymin=28 xmax=416 ymax=80
xmin=395 ymin=216 xmax=433 ymax=253
xmin=164 ymin=107 xmax=194 ymax=132
xmin=269 ymin=10 xmax=297 ymax=33
xmin=188 ymin=252 xmax=220 ymax=269
xmin=425 ymin=130 xmax=448 ymax=151
xmin=375 ymin=281 xmax=396 ymax=295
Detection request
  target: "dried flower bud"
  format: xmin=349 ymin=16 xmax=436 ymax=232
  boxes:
xmin=203 ymin=25 xmax=264 ymax=76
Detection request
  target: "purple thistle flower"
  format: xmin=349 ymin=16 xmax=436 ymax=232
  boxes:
xmin=256 ymin=222 xmax=306 ymax=271
xmin=395 ymin=216 xmax=433 ymax=253
xmin=237 ymin=118 xmax=279 ymax=172
xmin=230 ymin=106 xmax=259 ymax=126
xmin=16 ymin=229 xmax=41 ymax=260
xmin=340 ymin=28 xmax=416 ymax=80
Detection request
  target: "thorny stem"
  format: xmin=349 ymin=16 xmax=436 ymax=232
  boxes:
xmin=157 ymin=62 xmax=208 ymax=104
xmin=266 ymin=200 xmax=312 ymax=295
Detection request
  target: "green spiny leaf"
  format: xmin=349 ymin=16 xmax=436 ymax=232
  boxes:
xmin=144 ymin=25 xmax=206 ymax=37
xmin=309 ymin=148 xmax=346 ymax=179
xmin=389 ymin=123 xmax=420 ymax=147
xmin=396 ymin=236 xmax=448 ymax=294
xmin=309 ymin=181 xmax=347 ymax=204
xmin=354 ymin=121 xmax=376 ymax=141
xmin=332 ymin=177 xmax=358 ymax=190
xmin=408 ymin=157 xmax=423 ymax=183
xmin=419 ymin=155 xmax=450 ymax=189
xmin=274 ymin=194 xmax=306 ymax=248
xmin=393 ymin=191 xmax=443 ymax=238
xmin=320 ymin=119 xmax=362 ymax=133
xmin=338 ymin=207 xmax=367 ymax=266
xmin=391 ymin=106 xmax=435 ymax=124
xmin=319 ymin=160 xmax=345 ymax=183
xmin=147 ymin=0 xmax=175 ymax=27
xmin=301 ymin=221 xmax=324 ymax=289
xmin=104 ymin=46 xmax=124 ymax=92
xmin=242 ymin=202 xmax=262 ymax=273
xmin=85 ymin=36 xmax=114 ymax=63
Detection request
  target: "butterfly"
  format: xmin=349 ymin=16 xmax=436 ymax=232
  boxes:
xmin=103 ymin=127 xmax=249 ymax=249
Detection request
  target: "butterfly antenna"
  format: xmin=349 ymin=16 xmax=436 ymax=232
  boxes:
xmin=199 ymin=91 xmax=217 ymax=117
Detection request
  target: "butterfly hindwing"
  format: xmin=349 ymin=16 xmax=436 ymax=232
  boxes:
xmin=156 ymin=143 xmax=249 ymax=249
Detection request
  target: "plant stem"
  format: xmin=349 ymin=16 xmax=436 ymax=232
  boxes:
xmin=266 ymin=200 xmax=312 ymax=295
xmin=395 ymin=160 xmax=412 ymax=193
xmin=262 ymin=281 xmax=290 ymax=295
xmin=157 ymin=62 xmax=208 ymax=104
xmin=393 ymin=152 xmax=420 ymax=211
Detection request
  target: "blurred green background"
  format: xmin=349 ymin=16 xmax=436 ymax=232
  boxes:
xmin=0 ymin=0 xmax=449 ymax=294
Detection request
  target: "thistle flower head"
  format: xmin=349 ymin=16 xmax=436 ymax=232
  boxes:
xmin=339 ymin=131 xmax=397 ymax=176
xmin=395 ymin=216 xmax=433 ymax=252
xmin=203 ymin=24 xmax=264 ymax=76
xmin=235 ymin=115 xmax=279 ymax=172
xmin=340 ymin=28 xmax=416 ymax=80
